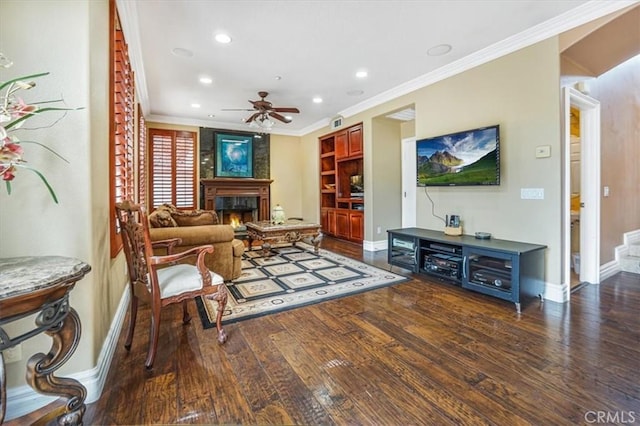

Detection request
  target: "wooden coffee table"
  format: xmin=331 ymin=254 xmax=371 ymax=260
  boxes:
xmin=245 ymin=220 xmax=323 ymax=255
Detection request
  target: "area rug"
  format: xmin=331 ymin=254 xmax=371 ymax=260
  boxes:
xmin=196 ymin=242 xmax=409 ymax=327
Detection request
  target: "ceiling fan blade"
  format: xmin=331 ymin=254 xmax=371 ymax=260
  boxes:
xmin=245 ymin=112 xmax=261 ymax=123
xmin=273 ymin=107 xmax=300 ymax=113
xmin=268 ymin=112 xmax=291 ymax=123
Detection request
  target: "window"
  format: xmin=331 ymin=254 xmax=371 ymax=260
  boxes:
xmin=149 ymin=129 xmax=197 ymax=210
xmin=109 ymin=0 xmax=135 ymax=257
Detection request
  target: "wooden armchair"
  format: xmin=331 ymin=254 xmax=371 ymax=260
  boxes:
xmin=115 ymin=201 xmax=228 ymax=369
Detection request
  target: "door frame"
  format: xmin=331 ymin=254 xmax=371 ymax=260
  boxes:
xmin=401 ymin=136 xmax=417 ymax=228
xmin=563 ymin=86 xmax=601 ymax=293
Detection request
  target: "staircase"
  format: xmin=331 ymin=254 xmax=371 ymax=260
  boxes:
xmin=620 ymin=241 xmax=640 ymax=274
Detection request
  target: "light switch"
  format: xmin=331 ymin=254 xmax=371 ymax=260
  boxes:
xmin=604 ymin=186 xmax=610 ymax=197
xmin=535 ymin=145 xmax=551 ymax=158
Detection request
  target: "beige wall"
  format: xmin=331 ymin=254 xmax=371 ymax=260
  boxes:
xmin=369 ymin=118 xmax=403 ymax=241
xmin=299 ymin=39 xmax=564 ymax=286
xmin=589 ymin=55 xmax=640 ymax=261
xmin=270 ymin=134 xmax=303 ymax=219
xmin=0 ymin=0 xmax=125 ymax=392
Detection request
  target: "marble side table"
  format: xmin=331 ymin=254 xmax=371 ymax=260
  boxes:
xmin=0 ymin=256 xmax=91 ymax=425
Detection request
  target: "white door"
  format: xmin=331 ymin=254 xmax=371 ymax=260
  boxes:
xmin=401 ymin=137 xmax=417 ymax=228
xmin=563 ymin=87 xmax=601 ymax=290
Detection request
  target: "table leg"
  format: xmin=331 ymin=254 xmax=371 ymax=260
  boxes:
xmin=26 ymin=308 xmax=86 ymax=426
xmin=311 ymin=232 xmax=323 ymax=253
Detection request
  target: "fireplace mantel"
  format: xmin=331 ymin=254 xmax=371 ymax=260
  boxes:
xmin=201 ymin=178 xmax=273 ymax=221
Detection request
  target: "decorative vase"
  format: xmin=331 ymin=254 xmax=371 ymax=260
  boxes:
xmin=271 ymin=204 xmax=286 ymax=224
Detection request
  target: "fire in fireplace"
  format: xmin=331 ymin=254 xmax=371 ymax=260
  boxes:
xmin=215 ymin=196 xmax=258 ymax=230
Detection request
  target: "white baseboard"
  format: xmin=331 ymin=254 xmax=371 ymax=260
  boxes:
xmin=4 ymin=289 xmax=129 ymax=421
xmin=363 ymin=239 xmax=387 ymax=252
xmin=544 ymin=281 xmax=568 ymax=303
xmin=600 ymin=259 xmax=622 ymax=281
xmin=599 ymin=228 xmax=640 ymax=282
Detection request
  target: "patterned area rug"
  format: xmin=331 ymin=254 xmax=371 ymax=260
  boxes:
xmin=196 ymin=242 xmax=409 ymax=327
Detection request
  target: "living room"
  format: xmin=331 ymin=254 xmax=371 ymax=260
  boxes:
xmin=1 ymin=0 xmax=639 ymax=423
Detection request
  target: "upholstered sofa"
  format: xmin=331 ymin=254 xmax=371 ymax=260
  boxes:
xmin=147 ymin=205 xmax=244 ymax=281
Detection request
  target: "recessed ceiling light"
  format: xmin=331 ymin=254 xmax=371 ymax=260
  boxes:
xmin=208 ymin=114 xmax=215 ymax=118
xmin=199 ymin=77 xmax=213 ymax=84
xmin=191 ymin=103 xmax=201 ymax=108
xmin=171 ymin=47 xmax=193 ymax=57
xmin=347 ymin=89 xmax=364 ymax=96
xmin=214 ymin=33 xmax=232 ymax=44
xmin=312 ymin=97 xmax=323 ymax=104
xmin=274 ymin=75 xmax=282 ymax=80
xmin=427 ymin=44 xmax=452 ymax=56
xmin=355 ymin=70 xmax=368 ymax=78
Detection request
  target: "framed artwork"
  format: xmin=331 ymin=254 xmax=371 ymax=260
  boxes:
xmin=215 ymin=133 xmax=253 ymax=177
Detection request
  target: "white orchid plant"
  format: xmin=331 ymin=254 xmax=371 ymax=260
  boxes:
xmin=0 ymin=53 xmax=81 ymax=203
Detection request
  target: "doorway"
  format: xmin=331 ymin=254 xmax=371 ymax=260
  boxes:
xmin=563 ymin=87 xmax=601 ymax=296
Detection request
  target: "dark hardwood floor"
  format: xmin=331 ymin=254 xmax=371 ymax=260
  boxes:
xmin=16 ymin=237 xmax=640 ymax=425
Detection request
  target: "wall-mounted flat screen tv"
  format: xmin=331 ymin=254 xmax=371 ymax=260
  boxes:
xmin=416 ymin=124 xmax=500 ymax=186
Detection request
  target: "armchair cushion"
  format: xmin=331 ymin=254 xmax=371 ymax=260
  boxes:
xmin=155 ymin=265 xmax=224 ymax=298
xmin=171 ymin=209 xmax=218 ymax=227
xmin=148 ymin=209 xmax=177 ymax=228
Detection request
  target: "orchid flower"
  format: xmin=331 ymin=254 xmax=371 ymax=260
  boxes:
xmin=0 ymin=53 xmax=82 ymax=203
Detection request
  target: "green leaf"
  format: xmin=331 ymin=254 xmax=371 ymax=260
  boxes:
xmin=14 ymin=140 xmax=69 ymax=163
xmin=5 ymin=180 xmax=11 ymax=195
xmin=0 ymin=72 xmax=49 ymax=92
xmin=5 ymin=106 xmax=83 ymax=130
xmin=17 ymin=164 xmax=59 ymax=204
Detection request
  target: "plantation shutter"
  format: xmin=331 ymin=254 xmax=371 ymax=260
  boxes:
xmin=149 ymin=129 xmax=196 ymax=209
xmin=175 ymin=131 xmax=196 ymax=208
xmin=110 ymin=2 xmax=135 ymax=257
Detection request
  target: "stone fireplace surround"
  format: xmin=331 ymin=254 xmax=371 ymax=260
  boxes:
xmin=201 ymin=178 xmax=273 ymax=223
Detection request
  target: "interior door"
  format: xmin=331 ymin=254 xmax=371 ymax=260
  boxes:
xmin=563 ymin=87 xmax=601 ymax=290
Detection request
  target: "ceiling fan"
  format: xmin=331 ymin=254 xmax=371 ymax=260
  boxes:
xmin=223 ymin=91 xmax=300 ymax=124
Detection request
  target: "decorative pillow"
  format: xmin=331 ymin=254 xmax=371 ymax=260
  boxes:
xmin=148 ymin=209 xmax=178 ymax=228
xmin=171 ymin=209 xmax=218 ymax=227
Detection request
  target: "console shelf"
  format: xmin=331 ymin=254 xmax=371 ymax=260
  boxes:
xmin=387 ymin=227 xmax=546 ymax=313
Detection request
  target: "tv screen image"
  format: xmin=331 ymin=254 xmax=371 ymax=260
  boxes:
xmin=416 ymin=125 xmax=500 ymax=186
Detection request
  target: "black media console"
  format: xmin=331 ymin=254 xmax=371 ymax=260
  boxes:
xmin=387 ymin=227 xmax=546 ymax=313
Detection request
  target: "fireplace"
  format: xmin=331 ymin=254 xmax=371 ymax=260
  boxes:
xmin=215 ymin=196 xmax=258 ymax=229
xmin=201 ymin=178 xmax=273 ymax=224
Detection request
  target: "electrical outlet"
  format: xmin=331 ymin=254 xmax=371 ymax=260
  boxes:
xmin=4 ymin=344 xmax=22 ymax=364
xmin=521 ymin=188 xmax=544 ymax=200
xmin=376 ymin=226 xmax=381 ymax=234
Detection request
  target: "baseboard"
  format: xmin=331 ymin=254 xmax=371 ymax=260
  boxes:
xmin=363 ymin=239 xmax=387 ymax=252
xmin=4 ymin=289 xmax=130 ymax=421
xmin=544 ymin=281 xmax=568 ymax=303
xmin=600 ymin=259 xmax=621 ymax=281
xmin=600 ymin=228 xmax=640 ymax=282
